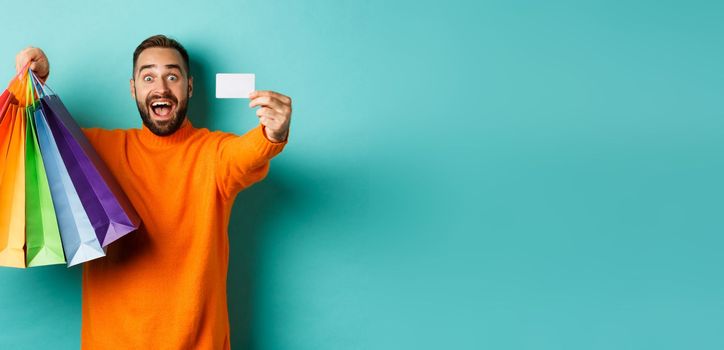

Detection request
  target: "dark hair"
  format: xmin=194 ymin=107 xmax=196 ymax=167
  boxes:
xmin=132 ymin=34 xmax=190 ymax=77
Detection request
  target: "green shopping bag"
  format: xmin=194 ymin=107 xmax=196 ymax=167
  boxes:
xmin=25 ymin=102 xmax=66 ymax=267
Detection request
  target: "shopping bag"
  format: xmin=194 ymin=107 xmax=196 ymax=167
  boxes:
xmin=0 ymin=67 xmax=140 ymax=268
xmin=40 ymin=92 xmax=140 ymax=247
xmin=25 ymin=102 xmax=66 ymax=267
xmin=0 ymin=90 xmax=9 ymax=121
xmin=0 ymin=103 xmax=26 ymax=268
xmin=1 ymin=70 xmax=35 ymax=268
xmin=34 ymin=105 xmax=106 ymax=266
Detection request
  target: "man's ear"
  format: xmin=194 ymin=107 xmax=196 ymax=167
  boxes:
xmin=130 ymin=79 xmax=136 ymax=99
xmin=188 ymin=76 xmax=193 ymax=98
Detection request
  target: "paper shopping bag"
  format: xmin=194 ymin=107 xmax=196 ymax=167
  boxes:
xmin=25 ymin=103 xmax=66 ymax=267
xmin=0 ymin=105 xmax=26 ymax=268
xmin=40 ymin=94 xmax=140 ymax=247
xmin=34 ymin=106 xmax=106 ymax=266
xmin=0 ymin=90 xmax=9 ymax=121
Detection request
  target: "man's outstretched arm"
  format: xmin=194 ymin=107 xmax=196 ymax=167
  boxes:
xmin=215 ymin=90 xmax=292 ymax=198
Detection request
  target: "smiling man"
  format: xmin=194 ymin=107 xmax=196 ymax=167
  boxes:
xmin=15 ymin=35 xmax=292 ymax=349
xmin=134 ymin=48 xmax=190 ymax=136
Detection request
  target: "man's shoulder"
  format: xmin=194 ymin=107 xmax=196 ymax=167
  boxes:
xmin=81 ymin=127 xmax=133 ymax=147
xmin=81 ymin=126 xmax=129 ymax=137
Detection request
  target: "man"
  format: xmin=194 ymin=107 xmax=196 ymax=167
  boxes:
xmin=15 ymin=34 xmax=292 ymax=349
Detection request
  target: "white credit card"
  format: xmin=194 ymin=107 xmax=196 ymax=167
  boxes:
xmin=216 ymin=73 xmax=255 ymax=98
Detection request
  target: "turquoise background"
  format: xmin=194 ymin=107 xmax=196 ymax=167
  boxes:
xmin=1 ymin=0 xmax=723 ymax=349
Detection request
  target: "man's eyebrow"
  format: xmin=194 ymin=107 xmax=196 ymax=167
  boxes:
xmin=137 ymin=64 xmax=156 ymax=76
xmin=136 ymin=64 xmax=184 ymax=76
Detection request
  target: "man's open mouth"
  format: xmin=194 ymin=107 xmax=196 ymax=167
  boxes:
xmin=149 ymin=99 xmax=176 ymax=120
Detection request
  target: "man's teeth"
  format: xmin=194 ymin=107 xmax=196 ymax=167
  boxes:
xmin=151 ymin=101 xmax=173 ymax=118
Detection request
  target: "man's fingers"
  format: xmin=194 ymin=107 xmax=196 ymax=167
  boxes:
xmin=259 ymin=116 xmax=275 ymax=126
xmin=256 ymin=106 xmax=277 ymax=119
xmin=259 ymin=115 xmax=285 ymax=133
xmin=249 ymin=95 xmax=289 ymax=113
xmin=257 ymin=108 xmax=287 ymax=126
xmin=258 ymin=114 xmax=278 ymax=128
xmin=249 ymin=95 xmax=284 ymax=110
xmin=16 ymin=49 xmax=33 ymax=71
xmin=15 ymin=47 xmax=49 ymax=78
xmin=249 ymin=90 xmax=291 ymax=105
xmin=257 ymin=106 xmax=289 ymax=142
xmin=250 ymin=91 xmax=291 ymax=142
xmin=257 ymin=107 xmax=291 ymax=121
xmin=16 ymin=51 xmax=31 ymax=73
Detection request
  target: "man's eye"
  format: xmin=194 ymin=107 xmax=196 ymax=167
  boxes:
xmin=143 ymin=76 xmax=153 ymax=82
xmin=168 ymin=75 xmax=178 ymax=81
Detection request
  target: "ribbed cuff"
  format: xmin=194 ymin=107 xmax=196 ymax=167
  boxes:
xmin=250 ymin=124 xmax=287 ymax=158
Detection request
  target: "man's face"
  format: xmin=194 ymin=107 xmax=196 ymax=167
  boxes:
xmin=131 ymin=47 xmax=193 ymax=136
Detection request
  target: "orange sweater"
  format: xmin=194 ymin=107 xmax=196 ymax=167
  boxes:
xmin=79 ymin=119 xmax=286 ymax=349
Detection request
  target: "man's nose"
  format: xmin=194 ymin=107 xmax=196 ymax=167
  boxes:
xmin=155 ymin=78 xmax=171 ymax=93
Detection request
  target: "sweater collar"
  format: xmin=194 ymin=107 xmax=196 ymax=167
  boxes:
xmin=139 ymin=117 xmax=195 ymax=147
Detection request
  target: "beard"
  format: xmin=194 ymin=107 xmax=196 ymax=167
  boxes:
xmin=135 ymin=89 xmax=189 ymax=136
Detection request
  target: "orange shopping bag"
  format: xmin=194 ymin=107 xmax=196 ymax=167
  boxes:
xmin=0 ymin=105 xmax=27 ymax=267
xmin=0 ymin=72 xmax=31 ymax=268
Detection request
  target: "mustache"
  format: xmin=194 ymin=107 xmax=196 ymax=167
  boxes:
xmin=146 ymin=93 xmax=178 ymax=106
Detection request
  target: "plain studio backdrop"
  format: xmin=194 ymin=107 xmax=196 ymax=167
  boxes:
xmin=1 ymin=0 xmax=723 ymax=349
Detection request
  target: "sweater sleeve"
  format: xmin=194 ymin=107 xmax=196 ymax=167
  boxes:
xmin=215 ymin=124 xmax=286 ymax=198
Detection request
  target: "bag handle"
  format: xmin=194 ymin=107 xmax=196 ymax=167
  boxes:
xmin=29 ymin=70 xmax=54 ymax=97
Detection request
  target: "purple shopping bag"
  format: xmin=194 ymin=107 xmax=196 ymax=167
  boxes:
xmin=34 ymin=106 xmax=106 ymax=266
xmin=39 ymin=94 xmax=140 ymax=247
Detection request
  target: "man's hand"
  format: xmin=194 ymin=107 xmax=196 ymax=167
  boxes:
xmin=249 ymin=90 xmax=292 ymax=143
xmin=15 ymin=47 xmax=50 ymax=83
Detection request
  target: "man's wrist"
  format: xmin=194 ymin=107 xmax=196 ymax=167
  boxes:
xmin=262 ymin=126 xmax=288 ymax=143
